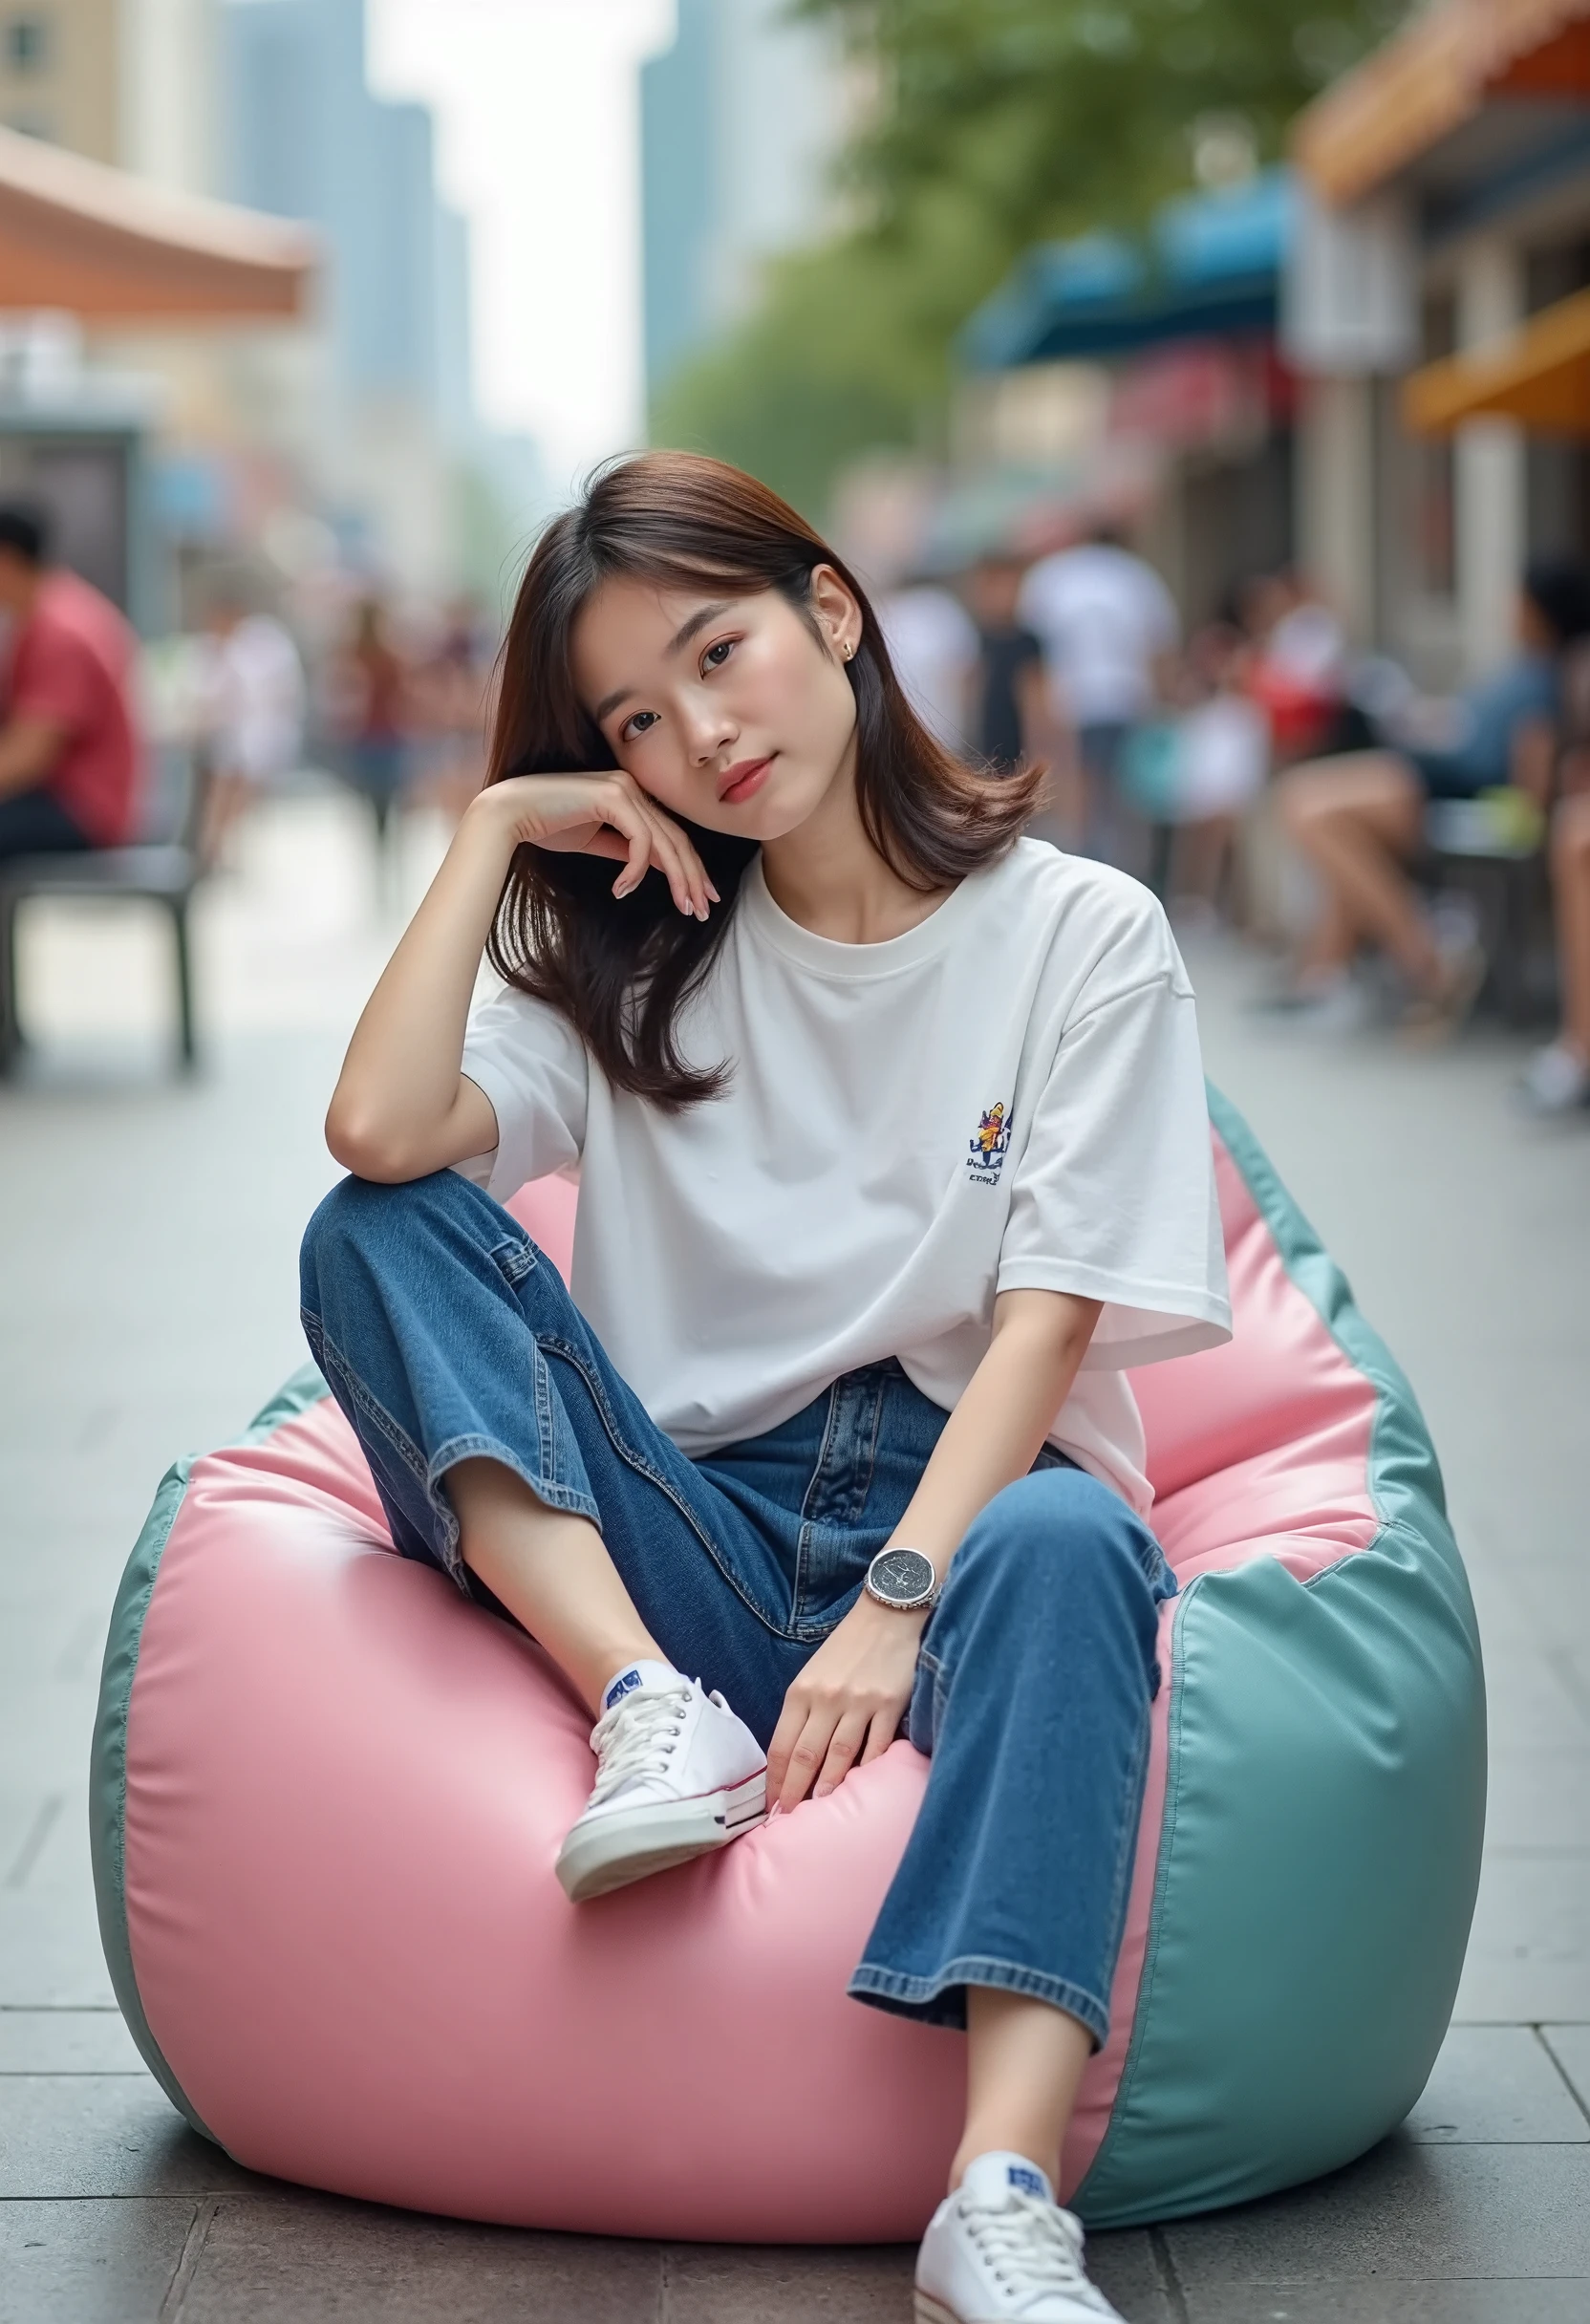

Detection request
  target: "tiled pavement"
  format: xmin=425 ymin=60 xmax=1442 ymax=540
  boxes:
xmin=2 ymin=793 xmax=1587 ymax=2321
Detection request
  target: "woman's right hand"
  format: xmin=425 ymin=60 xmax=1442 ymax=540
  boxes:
xmin=472 ymin=772 xmax=719 ymax=921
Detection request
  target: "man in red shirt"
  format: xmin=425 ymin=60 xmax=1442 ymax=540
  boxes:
xmin=0 ymin=502 xmax=141 ymax=861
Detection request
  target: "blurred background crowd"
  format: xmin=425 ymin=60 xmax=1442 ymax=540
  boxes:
xmin=2 ymin=0 xmax=1590 ymax=1119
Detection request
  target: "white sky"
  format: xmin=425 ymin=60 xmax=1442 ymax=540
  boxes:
xmin=368 ymin=0 xmax=675 ymax=495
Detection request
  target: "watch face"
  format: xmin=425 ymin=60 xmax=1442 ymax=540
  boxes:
xmin=870 ymin=1548 xmax=935 ymax=1605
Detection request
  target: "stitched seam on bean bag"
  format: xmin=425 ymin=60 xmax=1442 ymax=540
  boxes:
xmin=96 ymin=1364 xmax=331 ymax=2152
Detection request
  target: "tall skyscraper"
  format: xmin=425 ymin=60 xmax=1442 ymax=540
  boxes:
xmin=223 ymin=0 xmax=472 ymax=441
xmin=640 ymin=0 xmax=843 ymax=405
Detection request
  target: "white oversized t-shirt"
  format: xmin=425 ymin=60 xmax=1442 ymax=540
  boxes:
xmin=1019 ymin=546 xmax=1178 ymax=728
xmin=458 ymin=840 xmax=1231 ymax=1518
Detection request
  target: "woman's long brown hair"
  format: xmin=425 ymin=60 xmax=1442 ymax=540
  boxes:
xmin=485 ymin=451 xmax=1043 ymax=1108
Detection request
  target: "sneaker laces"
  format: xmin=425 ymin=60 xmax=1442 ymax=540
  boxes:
xmin=962 ymin=2186 xmax=1092 ymax=2303
xmin=588 ymin=1677 xmax=694 ymax=1805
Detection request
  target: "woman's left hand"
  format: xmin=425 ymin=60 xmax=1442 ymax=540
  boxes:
xmin=767 ymin=1594 xmax=926 ymax=1812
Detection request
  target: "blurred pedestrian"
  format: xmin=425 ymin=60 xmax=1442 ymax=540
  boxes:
xmin=1121 ymin=622 xmax=1269 ymax=925
xmin=1019 ymin=521 xmax=1179 ymax=866
xmin=1274 ymin=556 xmax=1590 ymax=1032
xmin=1519 ymin=641 xmax=1590 ymax=1112
xmin=1520 ymin=788 xmax=1590 ymax=1112
xmin=328 ymin=595 xmax=413 ymax=848
xmin=0 ymin=501 xmax=141 ymax=862
xmin=1239 ymin=570 xmax=1347 ymax=765
xmin=196 ymin=575 xmax=306 ymax=861
xmin=414 ymin=593 xmax=493 ymax=820
xmin=876 ymin=572 xmax=978 ymax=754
xmin=961 ymin=550 xmax=1053 ymax=778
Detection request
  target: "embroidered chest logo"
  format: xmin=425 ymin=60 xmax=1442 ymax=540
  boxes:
xmin=967 ymin=1101 xmax=1013 ymax=1186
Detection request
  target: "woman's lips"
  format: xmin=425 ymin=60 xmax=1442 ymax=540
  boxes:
xmin=719 ymin=755 xmax=773 ymax=806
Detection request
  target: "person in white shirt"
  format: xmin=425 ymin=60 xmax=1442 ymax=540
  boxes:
xmin=1020 ymin=526 xmax=1179 ymax=868
xmin=876 ymin=577 xmax=980 ymax=756
xmin=196 ymin=589 xmax=306 ymax=858
xmin=302 ymin=454 xmax=1229 ymax=2324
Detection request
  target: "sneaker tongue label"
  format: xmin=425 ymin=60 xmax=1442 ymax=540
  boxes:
xmin=1006 ymin=2163 xmax=1047 ymax=2199
xmin=603 ymin=1668 xmax=644 ymax=1711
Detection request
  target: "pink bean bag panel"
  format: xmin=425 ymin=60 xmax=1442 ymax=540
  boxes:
xmin=91 ymin=1093 xmax=1485 ymax=2236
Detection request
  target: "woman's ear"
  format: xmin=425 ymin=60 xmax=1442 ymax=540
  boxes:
xmin=809 ymin=564 xmax=862 ymax=664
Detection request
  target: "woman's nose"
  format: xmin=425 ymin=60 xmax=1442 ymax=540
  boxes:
xmin=682 ymin=692 xmax=737 ymax=764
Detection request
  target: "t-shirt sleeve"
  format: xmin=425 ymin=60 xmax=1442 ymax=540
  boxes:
xmin=11 ymin=619 xmax=97 ymax=731
xmin=457 ymin=980 xmax=589 ymax=1200
xmin=998 ymin=912 xmax=1231 ymax=1368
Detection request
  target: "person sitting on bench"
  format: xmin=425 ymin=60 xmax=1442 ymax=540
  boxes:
xmin=1273 ymin=557 xmax=1590 ymax=1032
xmin=0 ymin=502 xmax=141 ymax=866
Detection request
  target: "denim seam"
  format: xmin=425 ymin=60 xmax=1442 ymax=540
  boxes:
xmin=1098 ymin=1701 xmax=1152 ymax=1990
xmin=309 ymin=1322 xmax=472 ymax=1588
xmin=903 ymin=1539 xmax=1146 ymax=2050
xmin=535 ymin=1333 xmax=794 ymax=1641
xmin=791 ymin=1379 xmax=838 ymax=1625
xmin=854 ymin=1366 xmax=888 ymax=1525
xmin=308 ymin=1316 xmax=430 ymax=1494
xmin=308 ymin=1315 xmax=601 ymax=1594
xmin=531 ymin=1332 xmax=557 ymax=1482
xmin=426 ymin=1433 xmax=599 ymax=1528
xmin=426 ymin=1432 xmax=601 ymax=1588
xmin=849 ymin=1957 xmax=1111 ymax=2048
xmin=798 ymin=1378 xmax=843 ymax=1529
xmin=792 ymin=1368 xmax=900 ymax=1627
xmin=1103 ymin=1575 xmax=1200 ymax=2137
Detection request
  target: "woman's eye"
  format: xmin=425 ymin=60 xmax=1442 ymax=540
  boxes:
xmin=701 ymin=637 xmax=736 ymax=672
xmin=621 ymin=709 xmax=658 ymax=742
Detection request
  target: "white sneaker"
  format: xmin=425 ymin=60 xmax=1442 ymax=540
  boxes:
xmin=1520 ymin=1040 xmax=1590 ymax=1114
xmin=554 ymin=1660 xmax=766 ymax=1903
xmin=914 ymin=2153 xmax=1123 ymax=2323
xmin=1252 ymin=969 xmax=1370 ymax=1035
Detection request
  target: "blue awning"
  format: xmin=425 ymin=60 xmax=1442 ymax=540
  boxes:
xmin=961 ymin=169 xmax=1295 ymax=370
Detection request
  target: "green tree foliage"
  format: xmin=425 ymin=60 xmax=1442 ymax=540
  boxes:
xmin=653 ymin=0 xmax=1405 ymax=517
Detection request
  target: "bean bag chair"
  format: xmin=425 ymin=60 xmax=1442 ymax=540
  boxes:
xmin=90 ymin=1090 xmax=1485 ymax=2240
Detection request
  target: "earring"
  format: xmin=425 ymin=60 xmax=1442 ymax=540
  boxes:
xmin=843 ymin=639 xmax=854 ymax=660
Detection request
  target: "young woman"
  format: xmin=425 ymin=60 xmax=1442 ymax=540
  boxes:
xmin=302 ymin=454 xmax=1230 ymax=2324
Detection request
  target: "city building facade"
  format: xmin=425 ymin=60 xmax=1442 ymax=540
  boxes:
xmin=639 ymin=0 xmax=846 ymax=411
xmin=1291 ymin=0 xmax=1590 ymax=679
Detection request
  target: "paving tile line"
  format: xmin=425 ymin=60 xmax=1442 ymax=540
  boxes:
xmin=1548 ymin=1646 xmax=1590 ymax=1728
xmin=1539 ymin=2028 xmax=1590 ymax=2124
xmin=1146 ymin=2223 xmax=1191 ymax=2320
xmin=54 ymin=1607 xmax=105 ymax=1682
xmin=3 ymin=1794 xmax=63 ymax=1890
xmin=155 ymin=2195 xmax=220 ymax=2323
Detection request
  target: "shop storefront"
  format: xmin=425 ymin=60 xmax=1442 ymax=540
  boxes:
xmin=959 ymin=171 xmax=1296 ymax=627
xmin=0 ymin=122 xmax=312 ymax=628
xmin=1291 ymin=0 xmax=1590 ymax=679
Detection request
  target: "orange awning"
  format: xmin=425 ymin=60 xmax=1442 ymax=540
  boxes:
xmin=1403 ymin=285 xmax=1590 ymax=434
xmin=0 ymin=124 xmax=314 ymax=320
xmin=1295 ymin=0 xmax=1590 ymax=208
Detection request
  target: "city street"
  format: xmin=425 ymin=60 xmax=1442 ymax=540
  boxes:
xmin=3 ymin=797 xmax=1588 ymax=2323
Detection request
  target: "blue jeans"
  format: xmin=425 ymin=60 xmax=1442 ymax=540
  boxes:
xmin=299 ymin=1170 xmax=1175 ymax=2044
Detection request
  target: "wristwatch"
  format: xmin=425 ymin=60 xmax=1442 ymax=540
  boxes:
xmin=864 ymin=1546 xmax=939 ymax=1613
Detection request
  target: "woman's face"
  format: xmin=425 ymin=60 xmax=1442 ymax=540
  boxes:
xmin=569 ymin=566 xmax=862 ymax=839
